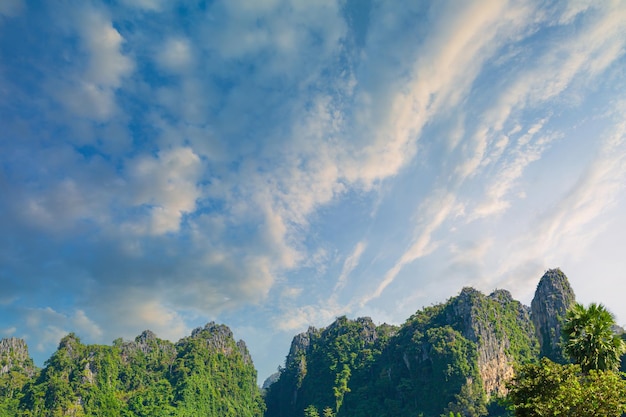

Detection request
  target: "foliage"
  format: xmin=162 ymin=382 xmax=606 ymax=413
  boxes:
xmin=264 ymin=317 xmax=396 ymax=417
xmin=562 ymin=302 xmax=626 ymax=373
xmin=265 ymin=288 xmax=538 ymax=417
xmin=304 ymin=404 xmax=320 ymax=417
xmin=506 ymin=357 xmax=626 ymax=417
xmin=0 ymin=324 xmax=264 ymax=417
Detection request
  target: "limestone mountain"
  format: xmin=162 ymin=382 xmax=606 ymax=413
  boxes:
xmin=0 ymin=338 xmax=36 ymax=378
xmin=0 ymin=268 xmax=605 ymax=417
xmin=530 ymin=268 xmax=576 ymax=363
xmin=0 ymin=322 xmax=264 ymax=417
xmin=0 ymin=338 xmax=37 ymax=415
xmin=264 ymin=269 xmax=576 ymax=417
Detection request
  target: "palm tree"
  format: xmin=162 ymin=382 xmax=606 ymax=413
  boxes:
xmin=562 ymin=302 xmax=626 ymax=373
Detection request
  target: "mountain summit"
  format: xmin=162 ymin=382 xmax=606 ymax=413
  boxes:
xmin=531 ymin=268 xmax=576 ymax=363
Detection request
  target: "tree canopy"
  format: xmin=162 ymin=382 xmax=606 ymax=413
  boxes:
xmin=506 ymin=358 xmax=626 ymax=417
xmin=562 ymin=303 xmax=626 ymax=373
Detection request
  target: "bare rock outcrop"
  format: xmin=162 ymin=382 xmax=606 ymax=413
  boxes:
xmin=531 ymin=268 xmax=575 ymax=363
xmin=0 ymin=337 xmax=36 ymax=377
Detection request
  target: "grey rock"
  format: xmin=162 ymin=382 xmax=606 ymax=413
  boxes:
xmin=530 ymin=268 xmax=576 ymax=363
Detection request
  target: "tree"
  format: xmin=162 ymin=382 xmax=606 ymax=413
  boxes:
xmin=322 ymin=406 xmax=335 ymax=417
xmin=304 ymin=404 xmax=320 ymax=417
xmin=562 ymin=303 xmax=626 ymax=373
xmin=506 ymin=358 xmax=581 ymax=416
xmin=506 ymin=358 xmax=626 ymax=417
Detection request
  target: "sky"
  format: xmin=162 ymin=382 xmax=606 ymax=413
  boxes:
xmin=1 ymin=0 xmax=626 ymax=383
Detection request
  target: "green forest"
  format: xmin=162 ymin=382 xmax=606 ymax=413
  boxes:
xmin=2 ymin=269 xmax=626 ymax=417
xmin=0 ymin=324 xmax=264 ymax=417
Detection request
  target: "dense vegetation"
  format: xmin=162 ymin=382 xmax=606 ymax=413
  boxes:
xmin=2 ymin=269 xmax=626 ymax=417
xmin=0 ymin=323 xmax=264 ymax=417
xmin=264 ymin=287 xmax=539 ymax=417
xmin=507 ymin=302 xmax=626 ymax=416
xmin=265 ymin=269 xmax=626 ymax=417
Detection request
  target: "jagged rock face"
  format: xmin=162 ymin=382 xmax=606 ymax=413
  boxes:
xmin=119 ymin=329 xmax=177 ymax=366
xmin=262 ymin=371 xmax=281 ymax=390
xmin=0 ymin=337 xmax=36 ymax=376
xmin=445 ymin=288 xmax=538 ymax=398
xmin=286 ymin=326 xmax=316 ymax=365
xmin=237 ymin=339 xmax=253 ymax=365
xmin=531 ymin=268 xmax=576 ymax=363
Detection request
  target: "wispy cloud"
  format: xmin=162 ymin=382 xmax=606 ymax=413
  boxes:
xmin=361 ymin=192 xmax=460 ymax=305
xmin=1 ymin=0 xmax=626 ymax=381
xmin=333 ymin=240 xmax=368 ymax=295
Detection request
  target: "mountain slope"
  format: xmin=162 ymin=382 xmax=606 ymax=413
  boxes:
xmin=0 ymin=323 xmax=264 ymax=417
xmin=265 ymin=269 xmax=574 ymax=417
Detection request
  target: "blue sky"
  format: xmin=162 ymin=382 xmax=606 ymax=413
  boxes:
xmin=1 ymin=0 xmax=626 ymax=383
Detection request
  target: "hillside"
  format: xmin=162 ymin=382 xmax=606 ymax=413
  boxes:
xmin=0 ymin=268 xmax=605 ymax=417
xmin=263 ymin=268 xmax=576 ymax=417
xmin=0 ymin=323 xmax=264 ymax=417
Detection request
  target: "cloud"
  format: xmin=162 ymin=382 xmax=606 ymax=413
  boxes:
xmin=333 ymin=240 xmax=367 ymax=294
xmin=281 ymin=287 xmax=303 ymax=299
xmin=156 ymin=38 xmax=194 ymax=73
xmin=452 ymin=2 xmax=625 ymax=185
xmin=0 ymin=0 xmax=24 ymax=17
xmin=2 ymin=0 xmax=626 ymax=378
xmin=118 ymin=0 xmax=167 ymax=12
xmin=361 ymin=192 xmax=460 ymax=305
xmin=539 ymin=121 xmax=626 ymax=251
xmin=23 ymin=307 xmax=103 ymax=351
xmin=125 ymin=147 xmax=202 ymax=235
xmin=51 ymin=5 xmax=133 ymax=121
xmin=489 ymin=114 xmax=626 ymax=294
xmin=1 ymin=327 xmax=16 ymax=337
xmin=275 ymin=303 xmax=348 ymax=332
xmin=469 ymin=119 xmax=556 ymax=220
xmin=356 ymin=0 xmax=626 ymax=308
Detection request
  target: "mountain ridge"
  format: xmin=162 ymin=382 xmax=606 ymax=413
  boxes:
xmin=263 ymin=268 xmax=579 ymax=417
xmin=0 ymin=268 xmax=612 ymax=417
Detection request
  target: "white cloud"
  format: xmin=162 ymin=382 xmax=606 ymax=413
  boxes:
xmin=558 ymin=0 xmax=595 ymax=24
xmin=118 ymin=0 xmax=167 ymax=12
xmin=24 ymin=307 xmax=103 ymax=351
xmin=452 ymin=4 xmax=625 ymax=185
xmin=449 ymin=238 xmax=494 ymax=266
xmin=487 ymin=4 xmax=624 ymax=134
xmin=470 ymin=120 xmax=556 ymax=220
xmin=72 ymin=310 xmax=103 ymax=340
xmin=1 ymin=327 xmax=16 ymax=336
xmin=157 ymin=38 xmax=194 ymax=73
xmin=489 ymin=116 xmax=626 ymax=294
xmin=126 ymin=147 xmax=202 ymax=235
xmin=333 ymin=240 xmax=367 ymax=294
xmin=539 ymin=122 xmax=626 ymax=251
xmin=281 ymin=287 xmax=302 ymax=298
xmin=361 ymin=192 xmax=460 ymax=305
xmin=53 ymin=6 xmax=133 ymax=121
xmin=275 ymin=303 xmax=347 ymax=332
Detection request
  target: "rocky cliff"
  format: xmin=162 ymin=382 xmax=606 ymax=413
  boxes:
xmin=264 ymin=269 xmax=575 ymax=417
xmin=0 ymin=323 xmax=264 ymax=417
xmin=530 ymin=268 xmax=576 ymax=363
xmin=442 ymin=288 xmax=538 ymax=398
xmin=0 ymin=337 xmax=36 ymax=377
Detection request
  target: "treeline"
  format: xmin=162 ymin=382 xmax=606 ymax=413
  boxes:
xmin=2 ymin=269 xmax=626 ymax=417
xmin=264 ymin=270 xmax=626 ymax=417
xmin=0 ymin=323 xmax=264 ymax=417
